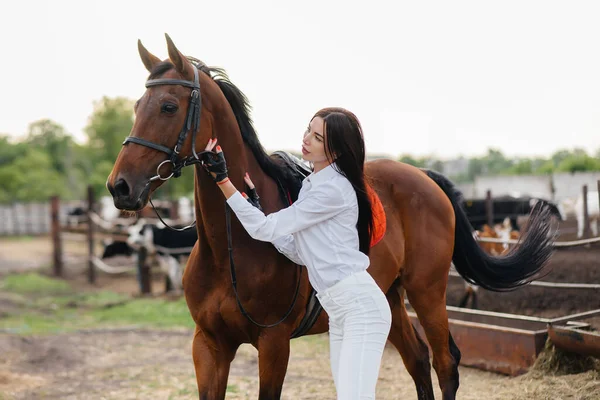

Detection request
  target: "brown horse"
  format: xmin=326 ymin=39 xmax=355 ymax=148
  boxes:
xmin=106 ymin=34 xmax=554 ymax=400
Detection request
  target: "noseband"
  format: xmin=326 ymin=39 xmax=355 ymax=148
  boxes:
xmin=123 ymin=64 xmax=209 ymax=182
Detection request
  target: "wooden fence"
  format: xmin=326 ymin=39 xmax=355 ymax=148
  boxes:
xmin=0 ymin=201 xmax=84 ymax=236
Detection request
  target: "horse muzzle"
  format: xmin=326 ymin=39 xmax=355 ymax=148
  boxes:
xmin=106 ymin=177 xmax=151 ymax=211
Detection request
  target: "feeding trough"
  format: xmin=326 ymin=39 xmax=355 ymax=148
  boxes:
xmin=406 ymin=304 xmax=600 ymax=376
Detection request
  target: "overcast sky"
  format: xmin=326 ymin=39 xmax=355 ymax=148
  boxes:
xmin=2 ymin=0 xmax=600 ymax=159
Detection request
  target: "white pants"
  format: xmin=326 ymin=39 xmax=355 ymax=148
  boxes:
xmin=317 ymin=271 xmax=392 ymax=399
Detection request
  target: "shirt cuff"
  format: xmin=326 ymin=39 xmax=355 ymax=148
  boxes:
xmin=226 ymin=190 xmax=250 ymax=212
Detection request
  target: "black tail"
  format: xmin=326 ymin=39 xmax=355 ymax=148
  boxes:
xmin=424 ymin=169 xmax=555 ymax=291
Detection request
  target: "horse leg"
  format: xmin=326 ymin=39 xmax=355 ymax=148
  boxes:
xmin=407 ymin=282 xmax=460 ymax=400
xmin=192 ymin=326 xmax=237 ymax=399
xmin=257 ymin=332 xmax=290 ymax=399
xmin=387 ymin=285 xmax=435 ymax=400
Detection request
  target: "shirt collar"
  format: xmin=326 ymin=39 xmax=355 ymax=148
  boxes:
xmin=305 ymin=163 xmax=340 ymax=187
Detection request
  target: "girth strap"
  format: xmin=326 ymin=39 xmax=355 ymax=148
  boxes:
xmin=290 ymin=288 xmax=323 ymax=339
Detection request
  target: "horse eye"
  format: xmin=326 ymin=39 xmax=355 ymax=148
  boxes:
xmin=161 ymin=103 xmax=178 ymax=114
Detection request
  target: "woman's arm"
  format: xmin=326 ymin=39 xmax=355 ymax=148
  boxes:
xmin=225 ymin=185 xmax=345 ymax=241
xmin=272 ymin=235 xmax=304 ymax=265
xmin=202 ymin=139 xmax=345 ymax=242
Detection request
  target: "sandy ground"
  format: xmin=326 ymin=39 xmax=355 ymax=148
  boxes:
xmin=1 ymin=328 xmax=599 ymax=400
xmin=1 ymin=235 xmax=599 ymax=399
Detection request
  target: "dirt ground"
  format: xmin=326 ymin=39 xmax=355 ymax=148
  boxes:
xmin=1 ymin=328 xmax=599 ymax=400
xmin=1 ymin=230 xmax=600 ymax=399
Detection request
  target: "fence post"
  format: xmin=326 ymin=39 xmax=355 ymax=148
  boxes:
xmin=51 ymin=196 xmax=63 ymax=277
xmin=485 ymin=190 xmax=494 ymax=227
xmin=87 ymin=185 xmax=96 ymax=284
xmin=138 ymin=246 xmax=152 ymax=294
xmin=583 ymin=185 xmax=591 ymax=238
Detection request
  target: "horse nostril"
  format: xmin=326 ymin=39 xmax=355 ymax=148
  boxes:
xmin=106 ymin=180 xmax=115 ymax=197
xmin=114 ymin=178 xmax=131 ymax=197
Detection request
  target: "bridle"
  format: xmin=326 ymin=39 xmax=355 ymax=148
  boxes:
xmin=123 ymin=64 xmax=207 ymax=183
xmin=123 ymin=64 xmax=212 ymax=232
xmin=121 ymin=62 xmax=302 ymax=329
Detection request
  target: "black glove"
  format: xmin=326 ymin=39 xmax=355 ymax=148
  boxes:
xmin=201 ymin=149 xmax=228 ymax=183
xmin=245 ymin=187 xmax=262 ymax=211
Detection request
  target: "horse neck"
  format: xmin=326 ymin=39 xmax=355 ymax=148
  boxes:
xmin=191 ymin=117 xmax=280 ymax=261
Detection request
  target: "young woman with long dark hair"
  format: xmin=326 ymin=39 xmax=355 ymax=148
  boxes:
xmin=202 ymin=107 xmax=392 ymax=399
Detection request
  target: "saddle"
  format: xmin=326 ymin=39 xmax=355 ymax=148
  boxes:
xmin=269 ymin=151 xmax=312 ymax=205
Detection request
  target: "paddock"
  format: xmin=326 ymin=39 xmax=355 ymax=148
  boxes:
xmin=1 ymin=184 xmax=599 ymax=399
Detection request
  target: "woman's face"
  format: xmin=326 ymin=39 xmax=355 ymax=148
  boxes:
xmin=301 ymin=116 xmax=329 ymax=164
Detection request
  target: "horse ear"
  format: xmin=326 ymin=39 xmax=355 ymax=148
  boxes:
xmin=138 ymin=40 xmax=161 ymax=73
xmin=165 ymin=33 xmax=194 ymax=79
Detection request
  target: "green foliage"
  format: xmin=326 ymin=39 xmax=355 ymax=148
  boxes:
xmin=0 ymin=96 xmax=136 ymax=203
xmin=399 ymin=147 xmax=600 ymax=183
xmin=0 ymin=148 xmax=67 ymax=201
xmin=25 ymin=119 xmax=74 ymax=174
xmin=399 ymin=154 xmax=425 ymax=168
xmin=89 ymin=160 xmax=117 ymax=198
xmin=85 ymin=96 xmax=134 ymax=164
xmin=3 ymin=93 xmax=600 ymax=202
xmin=556 ymin=154 xmax=600 ymax=172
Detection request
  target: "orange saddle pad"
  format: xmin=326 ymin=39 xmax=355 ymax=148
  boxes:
xmin=366 ymin=184 xmax=386 ymax=247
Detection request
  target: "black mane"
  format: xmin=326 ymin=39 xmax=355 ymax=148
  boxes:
xmin=148 ymin=59 xmax=303 ymax=201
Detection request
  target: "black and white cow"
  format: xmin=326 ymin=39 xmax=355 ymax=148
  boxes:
xmin=101 ymin=239 xmax=135 ymax=259
xmin=99 ymin=219 xmax=197 ymax=291
xmin=126 ymin=220 xmax=198 ymax=291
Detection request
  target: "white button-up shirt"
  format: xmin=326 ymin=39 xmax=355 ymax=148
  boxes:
xmin=226 ymin=164 xmax=370 ymax=293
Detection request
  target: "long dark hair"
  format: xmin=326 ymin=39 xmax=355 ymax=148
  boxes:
xmin=312 ymin=107 xmax=374 ymax=255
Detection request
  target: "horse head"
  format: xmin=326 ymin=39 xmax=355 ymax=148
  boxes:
xmin=107 ymin=34 xmax=218 ymax=211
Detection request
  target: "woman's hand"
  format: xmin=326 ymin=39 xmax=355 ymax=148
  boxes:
xmin=201 ymin=138 xmax=229 ymax=184
xmin=242 ymin=173 xmax=262 ymax=210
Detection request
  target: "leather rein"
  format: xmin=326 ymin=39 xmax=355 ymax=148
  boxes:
xmin=121 ymin=63 xmax=302 ymax=329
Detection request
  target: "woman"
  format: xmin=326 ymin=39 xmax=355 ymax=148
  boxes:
xmin=202 ymin=107 xmax=392 ymax=399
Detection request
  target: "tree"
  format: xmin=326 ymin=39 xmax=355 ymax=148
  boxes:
xmin=556 ymin=154 xmax=600 ymax=173
xmin=399 ymin=154 xmax=424 ymax=167
xmin=550 ymin=149 xmax=572 ymax=167
xmin=535 ymin=159 xmax=555 ymax=174
xmin=430 ymin=160 xmax=444 ymax=173
xmin=24 ymin=119 xmax=74 ymax=174
xmin=0 ymin=149 xmax=66 ymax=202
xmin=467 ymin=158 xmax=484 ymax=181
xmin=85 ymin=96 xmax=135 ymax=164
xmin=23 ymin=119 xmax=89 ymax=199
xmin=504 ymin=159 xmax=533 ymax=175
xmin=88 ymin=160 xmax=117 ymax=198
xmin=481 ymin=148 xmax=512 ymax=175
xmin=0 ymin=135 xmax=27 ymax=166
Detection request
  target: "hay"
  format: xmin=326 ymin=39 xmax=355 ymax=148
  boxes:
xmin=530 ymin=338 xmax=600 ymax=376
